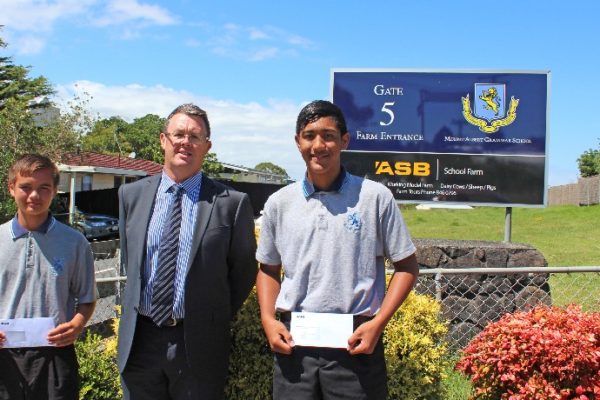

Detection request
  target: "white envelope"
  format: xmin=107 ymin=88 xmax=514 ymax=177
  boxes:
xmin=0 ymin=318 xmax=55 ymax=348
xmin=290 ymin=312 xmax=353 ymax=348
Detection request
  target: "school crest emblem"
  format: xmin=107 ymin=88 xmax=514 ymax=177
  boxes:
xmin=344 ymin=211 xmax=362 ymax=233
xmin=50 ymin=257 xmax=65 ymax=276
xmin=462 ymin=83 xmax=519 ymax=133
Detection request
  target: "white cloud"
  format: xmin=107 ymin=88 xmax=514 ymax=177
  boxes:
xmin=248 ymin=28 xmax=270 ymax=41
xmin=0 ymin=0 xmax=94 ymax=54
xmin=185 ymin=38 xmax=202 ymax=47
xmin=14 ymin=35 xmax=46 ymax=55
xmin=55 ymin=81 xmax=307 ymax=179
xmin=248 ymin=47 xmax=280 ymax=62
xmin=0 ymin=0 xmax=93 ymax=32
xmin=94 ymin=0 xmax=177 ymax=27
xmin=223 ymin=23 xmax=240 ymax=32
xmin=0 ymin=0 xmax=178 ymax=54
xmin=287 ymin=34 xmax=314 ymax=48
xmin=191 ymin=23 xmax=315 ymax=62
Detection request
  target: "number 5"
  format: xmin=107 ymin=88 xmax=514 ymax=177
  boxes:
xmin=380 ymin=102 xmax=395 ymax=126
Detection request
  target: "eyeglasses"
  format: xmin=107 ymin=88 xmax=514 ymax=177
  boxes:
xmin=165 ymin=132 xmax=210 ymax=145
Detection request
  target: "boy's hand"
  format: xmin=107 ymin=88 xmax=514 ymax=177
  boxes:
xmin=0 ymin=331 xmax=5 ymax=348
xmin=262 ymin=318 xmax=295 ymax=355
xmin=347 ymin=319 xmax=384 ymax=355
xmin=47 ymin=315 xmax=85 ymax=347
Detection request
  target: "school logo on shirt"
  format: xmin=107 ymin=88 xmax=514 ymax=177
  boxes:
xmin=50 ymin=257 xmax=65 ymax=276
xmin=344 ymin=212 xmax=362 ymax=233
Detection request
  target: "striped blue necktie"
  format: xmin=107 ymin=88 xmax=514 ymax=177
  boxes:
xmin=150 ymin=184 xmax=184 ymax=326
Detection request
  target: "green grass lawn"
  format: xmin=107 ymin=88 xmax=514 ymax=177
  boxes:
xmin=401 ymin=204 xmax=600 ymax=266
xmin=443 ymin=361 xmax=473 ymax=400
xmin=402 ymin=203 xmax=600 ymax=310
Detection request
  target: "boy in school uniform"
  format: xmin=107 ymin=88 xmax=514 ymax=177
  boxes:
xmin=256 ymin=101 xmax=418 ymax=399
xmin=0 ymin=154 xmax=96 ymax=400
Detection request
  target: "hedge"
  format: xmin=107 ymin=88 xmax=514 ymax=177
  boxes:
xmin=456 ymin=305 xmax=600 ymax=399
xmin=226 ymin=287 xmax=450 ymax=400
xmin=77 ymin=287 xmax=449 ymax=399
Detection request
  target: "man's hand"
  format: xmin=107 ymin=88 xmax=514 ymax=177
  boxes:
xmin=47 ymin=316 xmax=85 ymax=347
xmin=0 ymin=331 xmax=5 ymax=348
xmin=347 ymin=319 xmax=384 ymax=355
xmin=262 ymin=317 xmax=295 ymax=355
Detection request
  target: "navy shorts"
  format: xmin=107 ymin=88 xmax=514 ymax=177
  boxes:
xmin=0 ymin=345 xmax=79 ymax=400
xmin=273 ymin=318 xmax=388 ymax=400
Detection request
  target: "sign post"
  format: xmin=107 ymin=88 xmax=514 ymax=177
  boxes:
xmin=332 ymin=69 xmax=549 ymax=208
xmin=504 ymin=207 xmax=512 ymax=243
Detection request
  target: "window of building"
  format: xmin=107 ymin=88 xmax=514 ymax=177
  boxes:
xmin=82 ymin=175 xmax=92 ymax=191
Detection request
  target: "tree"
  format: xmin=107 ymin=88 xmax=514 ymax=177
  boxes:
xmin=82 ymin=114 xmax=164 ymax=162
xmin=0 ymin=34 xmax=90 ymax=220
xmin=202 ymin=152 xmax=224 ymax=177
xmin=577 ymin=142 xmax=600 ymax=177
xmin=0 ymin=27 xmax=54 ymax=110
xmin=0 ymin=97 xmax=81 ymax=221
xmin=82 ymin=113 xmax=224 ymax=176
xmin=122 ymin=114 xmax=165 ymax=162
xmin=0 ymin=98 xmax=40 ymax=219
xmin=254 ymin=162 xmax=288 ymax=177
xmin=82 ymin=116 xmax=129 ymax=155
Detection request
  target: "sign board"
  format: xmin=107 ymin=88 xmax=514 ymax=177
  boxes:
xmin=331 ymin=69 xmax=549 ymax=206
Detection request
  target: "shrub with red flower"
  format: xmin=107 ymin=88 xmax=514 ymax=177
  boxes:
xmin=456 ymin=305 xmax=600 ymax=400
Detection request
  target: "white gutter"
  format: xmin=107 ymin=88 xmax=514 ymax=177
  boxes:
xmin=57 ymin=163 xmax=148 ymax=176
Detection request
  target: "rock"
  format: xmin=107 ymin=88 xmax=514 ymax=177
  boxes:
xmin=441 ymin=295 xmax=480 ymax=323
xmin=514 ymin=286 xmax=552 ymax=311
xmin=475 ymin=294 xmax=515 ymax=327
xmin=447 ymin=322 xmax=481 ymax=350
xmin=485 ymin=249 xmax=509 ymax=268
xmin=508 ymin=250 xmax=547 ymax=268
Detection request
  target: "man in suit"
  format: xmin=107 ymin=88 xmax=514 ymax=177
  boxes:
xmin=117 ymin=103 xmax=257 ymax=400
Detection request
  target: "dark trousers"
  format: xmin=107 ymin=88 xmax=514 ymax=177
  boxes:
xmin=121 ymin=316 xmax=218 ymax=400
xmin=273 ymin=320 xmax=388 ymax=400
xmin=0 ymin=345 xmax=79 ymax=400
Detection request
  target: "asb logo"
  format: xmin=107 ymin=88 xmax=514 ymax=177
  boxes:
xmin=461 ymin=83 xmax=519 ymax=133
xmin=374 ymin=161 xmax=430 ymax=176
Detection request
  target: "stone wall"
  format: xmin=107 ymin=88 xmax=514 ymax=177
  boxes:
xmin=413 ymin=239 xmax=550 ymax=349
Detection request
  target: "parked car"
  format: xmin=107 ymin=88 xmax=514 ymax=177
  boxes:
xmin=52 ymin=201 xmax=119 ymax=241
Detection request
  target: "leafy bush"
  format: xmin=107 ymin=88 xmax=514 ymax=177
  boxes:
xmin=226 ymin=288 xmax=450 ymax=400
xmin=76 ymin=291 xmax=449 ymax=400
xmin=456 ymin=305 xmax=600 ymax=399
xmin=577 ymin=147 xmax=600 ymax=177
xmin=226 ymin=288 xmax=273 ymax=400
xmin=384 ymin=291 xmax=450 ymax=400
xmin=76 ymin=320 xmax=122 ymax=400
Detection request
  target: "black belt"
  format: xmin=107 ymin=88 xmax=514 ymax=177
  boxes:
xmin=278 ymin=311 xmax=373 ymax=326
xmin=138 ymin=314 xmax=184 ymax=327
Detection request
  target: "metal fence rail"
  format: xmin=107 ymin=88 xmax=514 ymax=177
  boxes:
xmin=413 ymin=266 xmax=600 ymax=349
xmin=92 ymin=263 xmax=600 ymax=349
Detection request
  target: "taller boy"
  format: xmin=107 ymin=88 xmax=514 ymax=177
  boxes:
xmin=256 ymin=100 xmax=419 ymax=399
xmin=0 ymin=154 xmax=96 ymax=399
xmin=117 ymin=103 xmax=257 ymax=400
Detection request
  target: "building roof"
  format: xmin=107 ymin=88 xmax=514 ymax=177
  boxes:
xmin=60 ymin=151 xmax=163 ymax=176
xmin=221 ymin=161 xmax=288 ymax=179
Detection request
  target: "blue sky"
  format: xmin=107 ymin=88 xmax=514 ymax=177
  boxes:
xmin=1 ymin=0 xmax=599 ymax=186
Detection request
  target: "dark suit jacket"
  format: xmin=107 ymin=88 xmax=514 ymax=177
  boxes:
xmin=116 ymin=174 xmax=257 ymax=398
